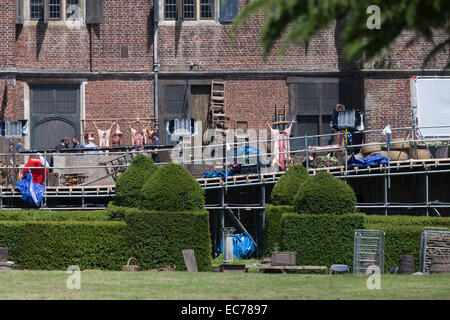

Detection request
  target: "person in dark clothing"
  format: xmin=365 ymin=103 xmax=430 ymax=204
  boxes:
xmin=151 ymin=132 xmax=161 ymax=163
xmin=54 ymin=137 xmax=70 ymax=153
xmin=72 ymin=136 xmax=85 ymax=152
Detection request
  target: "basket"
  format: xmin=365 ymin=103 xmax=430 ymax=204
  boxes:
xmin=122 ymin=257 xmax=141 ymax=272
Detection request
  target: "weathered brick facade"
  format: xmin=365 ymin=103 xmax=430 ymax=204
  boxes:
xmin=1 ymin=0 xmax=449 ymax=148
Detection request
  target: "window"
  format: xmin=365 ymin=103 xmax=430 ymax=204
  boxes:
xmin=183 ymin=0 xmax=195 ymax=20
xmin=29 ymin=0 xmax=82 ymax=21
xmin=199 ymin=0 xmax=213 ymax=19
xmin=163 ymin=0 xmax=235 ymax=22
xmin=66 ymin=0 xmax=80 ymax=19
xmin=164 ymin=0 xmax=177 ymax=19
xmin=49 ymin=0 xmax=61 ymax=19
xmin=30 ymin=0 xmax=44 ymax=20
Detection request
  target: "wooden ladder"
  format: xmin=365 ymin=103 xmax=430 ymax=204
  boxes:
xmin=273 ymin=104 xmax=289 ymax=130
xmin=209 ymin=81 xmax=229 ymax=132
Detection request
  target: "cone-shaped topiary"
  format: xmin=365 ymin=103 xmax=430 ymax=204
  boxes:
xmin=270 ymin=164 xmax=311 ymax=205
xmin=114 ymin=155 xmax=159 ymax=208
xmin=140 ymin=162 xmax=205 ymax=211
xmin=293 ymin=171 xmax=357 ymax=215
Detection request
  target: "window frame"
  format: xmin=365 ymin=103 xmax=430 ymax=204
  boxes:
xmin=26 ymin=0 xmax=85 ymax=23
xmin=199 ymin=0 xmax=214 ymax=20
xmin=162 ymin=0 xmax=218 ymax=22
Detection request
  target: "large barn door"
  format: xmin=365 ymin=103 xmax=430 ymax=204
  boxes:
xmin=30 ymin=84 xmax=80 ymax=150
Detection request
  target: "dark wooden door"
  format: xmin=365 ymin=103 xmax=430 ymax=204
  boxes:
xmin=30 ymin=84 xmax=80 ymax=150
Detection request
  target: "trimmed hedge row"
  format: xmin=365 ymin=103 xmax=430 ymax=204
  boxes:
xmin=263 ymin=205 xmax=294 ymax=255
xmin=0 ymin=210 xmax=110 ymax=221
xmin=123 ymin=207 xmax=212 ymax=271
xmin=366 ymin=215 xmax=450 ymax=273
xmin=280 ymin=213 xmax=366 ymax=270
xmin=0 ymin=206 xmax=212 ymax=271
xmin=0 ymin=221 xmax=129 ymax=270
xmin=266 ymin=207 xmax=450 ymax=272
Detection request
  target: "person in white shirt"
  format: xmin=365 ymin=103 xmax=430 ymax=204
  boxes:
xmin=85 ymin=137 xmax=98 ymax=154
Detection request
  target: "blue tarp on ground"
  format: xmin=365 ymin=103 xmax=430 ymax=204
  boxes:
xmin=347 ymin=153 xmax=389 ymax=168
xmin=217 ymin=233 xmax=256 ymax=259
xmin=16 ymin=172 xmax=45 ymax=208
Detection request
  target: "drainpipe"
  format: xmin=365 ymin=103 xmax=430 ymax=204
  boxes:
xmin=153 ymin=1 xmax=160 ymax=130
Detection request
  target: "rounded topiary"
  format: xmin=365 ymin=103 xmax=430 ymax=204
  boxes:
xmin=293 ymin=171 xmax=357 ymax=215
xmin=140 ymin=162 xmax=205 ymax=211
xmin=271 ymin=164 xmax=311 ymax=205
xmin=114 ymin=154 xmax=159 ymax=208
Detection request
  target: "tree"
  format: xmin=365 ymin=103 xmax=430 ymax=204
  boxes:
xmin=232 ymin=0 xmax=450 ymax=69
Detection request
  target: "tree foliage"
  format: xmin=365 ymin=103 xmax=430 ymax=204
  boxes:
xmin=232 ymin=0 xmax=450 ymax=69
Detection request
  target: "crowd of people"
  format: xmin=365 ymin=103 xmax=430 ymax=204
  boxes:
xmin=53 ymin=130 xmax=161 ymax=162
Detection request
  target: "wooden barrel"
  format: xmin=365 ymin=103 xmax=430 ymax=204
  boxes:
xmin=361 ymin=145 xmax=381 ymax=156
xmin=398 ymin=255 xmax=415 ymax=274
xmin=390 ymin=138 xmax=410 ymax=150
xmin=429 ymin=257 xmax=450 ymax=274
xmin=410 ymin=149 xmax=432 ymax=160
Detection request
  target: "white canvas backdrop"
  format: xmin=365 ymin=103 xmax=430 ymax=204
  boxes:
xmin=415 ymin=78 xmax=450 ymax=137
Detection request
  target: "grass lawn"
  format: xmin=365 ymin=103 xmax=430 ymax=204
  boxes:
xmin=0 ymin=270 xmax=449 ymax=300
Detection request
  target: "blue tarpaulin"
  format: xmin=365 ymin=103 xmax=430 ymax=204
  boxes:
xmin=16 ymin=172 xmax=45 ymax=208
xmin=217 ymin=233 xmax=256 ymax=259
xmin=347 ymin=153 xmax=389 ymax=168
xmin=203 ymin=169 xmax=234 ymax=179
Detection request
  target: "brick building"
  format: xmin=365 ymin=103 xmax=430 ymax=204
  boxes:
xmin=1 ymin=0 xmax=449 ymax=150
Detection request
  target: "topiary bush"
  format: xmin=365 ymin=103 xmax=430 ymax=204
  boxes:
xmin=270 ymin=164 xmax=311 ymax=205
xmin=293 ymin=171 xmax=357 ymax=215
xmin=140 ymin=162 xmax=205 ymax=211
xmin=114 ymin=154 xmax=158 ymax=208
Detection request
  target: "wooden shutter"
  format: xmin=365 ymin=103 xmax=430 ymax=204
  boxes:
xmin=154 ymin=0 xmax=159 ymax=22
xmin=86 ymin=0 xmax=104 ymax=24
xmin=176 ymin=0 xmax=182 ymax=21
xmin=16 ymin=0 xmax=24 ymax=24
xmin=219 ymin=0 xmax=238 ymax=23
xmin=43 ymin=0 xmax=49 ymax=23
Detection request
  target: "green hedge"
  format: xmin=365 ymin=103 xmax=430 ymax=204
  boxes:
xmin=140 ymin=163 xmax=205 ymax=211
xmin=293 ymin=172 xmax=357 ymax=215
xmin=0 ymin=221 xmax=129 ymax=270
xmin=264 ymin=205 xmax=294 ymax=255
xmin=0 ymin=210 xmax=110 ymax=221
xmin=125 ymin=208 xmax=212 ymax=271
xmin=270 ymin=165 xmax=310 ymax=205
xmin=280 ymin=213 xmax=366 ymax=271
xmin=265 ymin=209 xmax=450 ymax=272
xmin=114 ymin=154 xmax=159 ymax=208
xmin=365 ymin=215 xmax=450 ymax=273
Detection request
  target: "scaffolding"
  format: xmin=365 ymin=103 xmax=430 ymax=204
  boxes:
xmin=1 ymin=124 xmax=450 ymax=258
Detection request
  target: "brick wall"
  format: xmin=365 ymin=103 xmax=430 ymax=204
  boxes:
xmin=158 ymin=14 xmax=347 ymax=72
xmin=0 ymin=1 xmax=16 ymax=69
xmin=224 ymin=78 xmax=288 ymax=130
xmin=15 ymin=0 xmax=154 ymax=71
xmin=85 ymin=78 xmax=154 ymax=145
xmin=363 ymin=76 xmax=412 ymax=143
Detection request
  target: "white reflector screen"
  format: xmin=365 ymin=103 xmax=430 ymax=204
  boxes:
xmin=416 ymin=78 xmax=450 ymax=136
